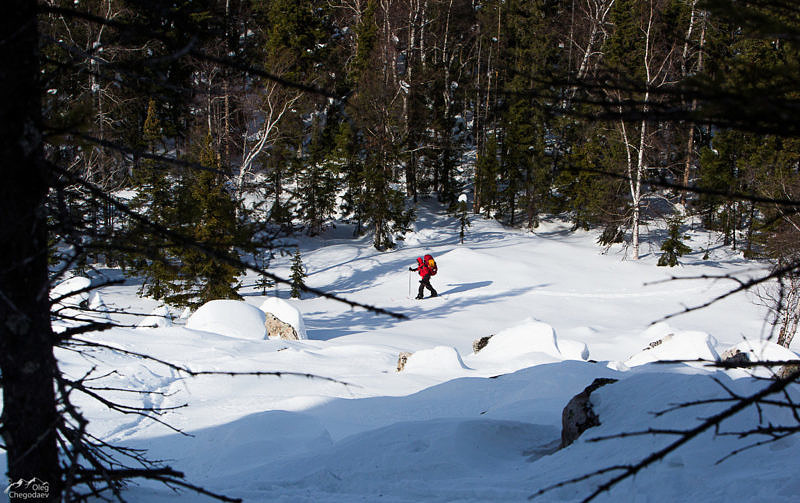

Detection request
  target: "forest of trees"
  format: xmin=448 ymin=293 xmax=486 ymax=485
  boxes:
xmin=2 ymin=0 xmax=799 ymax=500
xmin=39 ymin=0 xmax=800 ymax=306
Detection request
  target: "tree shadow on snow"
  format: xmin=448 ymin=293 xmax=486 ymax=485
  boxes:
xmin=302 ymin=285 xmax=543 ymax=340
xmin=439 ymin=281 xmax=493 ymax=296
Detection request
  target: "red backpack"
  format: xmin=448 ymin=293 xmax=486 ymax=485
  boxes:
xmin=423 ymin=254 xmax=437 ymax=275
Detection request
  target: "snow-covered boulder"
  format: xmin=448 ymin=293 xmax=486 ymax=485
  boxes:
xmin=720 ymin=339 xmax=799 ymax=378
xmin=476 ymin=319 xmax=562 ymax=360
xmin=137 ymin=306 xmax=173 ymax=329
xmin=85 ymin=292 xmax=113 ymax=322
xmin=51 ymin=276 xmax=92 ymax=309
xmin=472 ymin=329 xmax=588 ymax=360
xmin=51 ymin=276 xmax=94 ymax=331
xmin=625 ymin=330 xmax=719 ymax=367
xmin=403 ymin=346 xmax=469 ymax=374
xmin=259 ymin=297 xmax=307 ymax=340
xmin=186 ymin=300 xmax=267 ymax=340
xmin=722 ymin=339 xmax=798 ymax=362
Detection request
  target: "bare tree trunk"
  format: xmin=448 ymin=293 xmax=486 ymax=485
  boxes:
xmin=567 ymin=0 xmax=615 ymax=101
xmin=626 ymin=2 xmax=658 ymax=260
xmin=0 ymin=2 xmax=62 ymax=499
xmin=224 ymin=0 xmax=232 ymax=168
xmin=403 ymin=0 xmax=418 ymax=198
xmin=633 ymin=113 xmax=647 ymax=260
xmin=681 ymin=7 xmax=705 ymax=203
xmin=473 ymin=31 xmax=483 ymax=214
xmin=776 ymin=274 xmax=799 ymax=348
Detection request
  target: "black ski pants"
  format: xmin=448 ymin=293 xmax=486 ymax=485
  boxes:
xmin=417 ymin=273 xmax=437 ymax=298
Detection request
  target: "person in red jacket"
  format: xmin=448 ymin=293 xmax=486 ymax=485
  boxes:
xmin=409 ymin=256 xmax=438 ymax=299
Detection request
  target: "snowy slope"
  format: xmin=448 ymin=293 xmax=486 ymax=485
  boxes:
xmin=5 ymin=202 xmax=799 ymax=502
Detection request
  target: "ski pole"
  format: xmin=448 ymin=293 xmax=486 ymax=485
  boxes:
xmin=408 ymin=270 xmax=412 ymax=298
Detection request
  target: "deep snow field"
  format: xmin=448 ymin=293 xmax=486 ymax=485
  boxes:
xmin=6 ymin=202 xmax=800 ymax=502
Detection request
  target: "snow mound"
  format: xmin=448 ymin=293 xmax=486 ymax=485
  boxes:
xmin=186 ymin=300 xmax=267 ymax=340
xmin=721 ymin=339 xmax=799 ymax=378
xmin=137 ymin=306 xmax=173 ymax=329
xmin=404 ymin=346 xmax=469 ymax=374
xmin=475 ymin=319 xmax=563 ymax=360
xmin=88 ymin=292 xmax=111 ymax=321
xmin=259 ymin=297 xmax=307 ymax=340
xmin=724 ymin=339 xmax=799 ymax=362
xmin=625 ymin=330 xmax=719 ymax=367
xmin=51 ymin=276 xmax=91 ymax=307
xmin=51 ymin=276 xmax=96 ymax=331
xmin=557 ymin=338 xmax=590 ymax=361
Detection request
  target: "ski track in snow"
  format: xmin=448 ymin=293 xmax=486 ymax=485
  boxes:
xmin=525 ymin=286 xmax=704 ymax=298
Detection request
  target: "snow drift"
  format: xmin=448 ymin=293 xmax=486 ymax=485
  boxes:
xmin=186 ymin=299 xmax=267 ymax=340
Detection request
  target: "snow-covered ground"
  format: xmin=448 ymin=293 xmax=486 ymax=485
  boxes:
xmin=6 ymin=202 xmax=800 ymax=502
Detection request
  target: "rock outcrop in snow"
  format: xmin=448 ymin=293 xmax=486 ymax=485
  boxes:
xmin=719 ymin=347 xmax=750 ymax=367
xmin=560 ymin=377 xmax=618 ymax=448
xmin=472 ymin=335 xmax=492 ymax=354
xmin=396 ymin=352 xmax=412 ymax=371
xmin=260 ymin=297 xmax=307 ymax=340
xmin=265 ymin=312 xmax=302 ymax=340
xmin=186 ymin=300 xmax=267 ymax=340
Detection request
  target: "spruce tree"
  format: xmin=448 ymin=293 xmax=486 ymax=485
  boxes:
xmin=457 ymin=195 xmax=471 ymax=244
xmin=697 ymin=130 xmax=745 ymax=247
xmin=297 ymin=115 xmax=339 ymax=235
xmin=175 ymin=134 xmax=246 ymax=307
xmin=124 ymin=100 xmax=179 ymax=301
xmin=475 ymin=133 xmax=499 ymax=218
xmin=334 ymin=121 xmax=366 ymax=236
xmin=254 ymin=249 xmax=275 ymax=295
xmin=658 ymin=216 xmax=692 ymax=267
xmin=556 ymin=131 xmax=628 ymax=236
xmin=498 ymin=0 xmax=559 ymax=229
xmin=345 ymin=2 xmax=415 ymax=251
xmin=290 ymin=248 xmax=307 ymax=299
xmin=125 ymin=132 xmax=247 ymax=308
